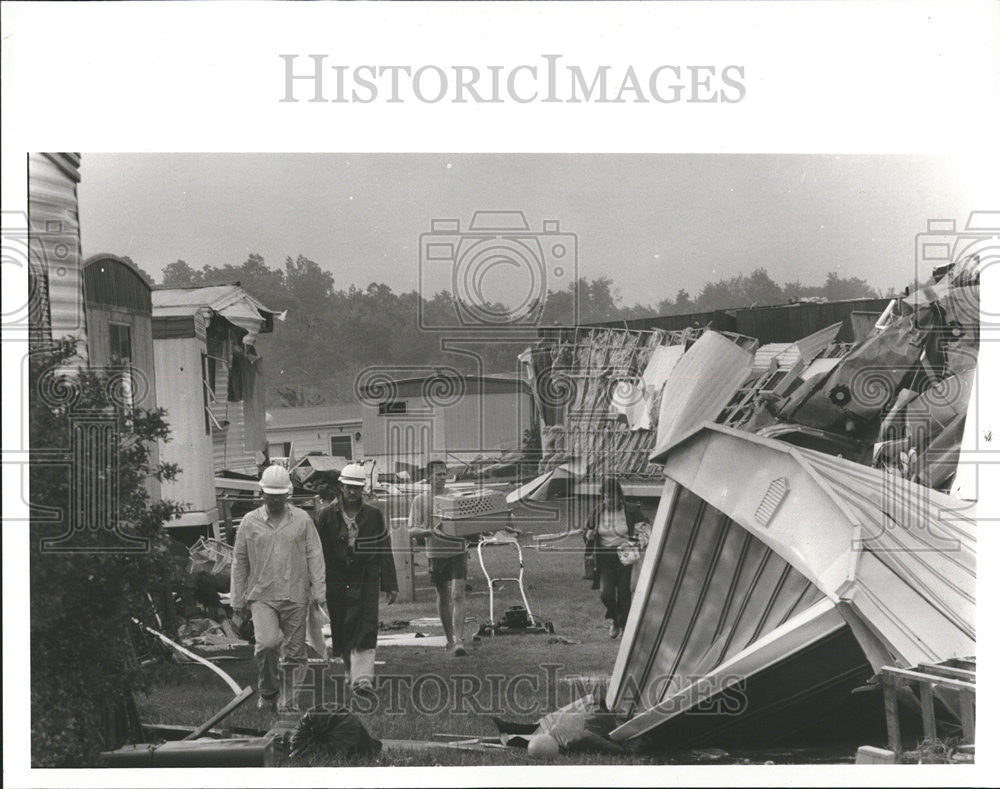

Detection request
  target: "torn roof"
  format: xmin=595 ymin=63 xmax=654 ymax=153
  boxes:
xmin=152 ymin=283 xmax=286 ymax=344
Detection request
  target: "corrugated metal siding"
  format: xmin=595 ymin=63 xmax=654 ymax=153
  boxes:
xmin=211 ymin=356 xmax=257 ymax=475
xmin=585 ymin=299 xmax=889 ymax=344
xmin=209 ymin=352 xmax=268 ymax=475
xmin=211 ymin=352 xmax=229 ymax=472
xmin=609 ymin=482 xmax=824 ymax=719
xmin=28 ymin=153 xmax=86 ymax=346
xmin=83 ymin=256 xmax=152 ymax=312
xmin=734 ymin=299 xmax=887 ymax=343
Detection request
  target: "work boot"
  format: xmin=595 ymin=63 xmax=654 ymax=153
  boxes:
xmin=352 ymin=682 xmax=378 ymax=706
xmin=452 ymin=641 xmax=467 ymax=657
xmin=609 ymin=623 xmax=621 ymax=640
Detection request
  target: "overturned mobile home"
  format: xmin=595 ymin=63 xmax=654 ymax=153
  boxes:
xmin=519 ymin=233 xmax=981 ymax=749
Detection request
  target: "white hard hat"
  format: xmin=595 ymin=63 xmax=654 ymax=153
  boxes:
xmin=339 ymin=462 xmax=367 ymax=487
xmin=260 ymin=464 xmax=293 ymax=494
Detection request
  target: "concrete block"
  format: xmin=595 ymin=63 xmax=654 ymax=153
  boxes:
xmin=855 ymin=745 xmax=897 ymax=764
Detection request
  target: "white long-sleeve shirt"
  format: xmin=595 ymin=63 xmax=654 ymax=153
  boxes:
xmin=231 ymin=504 xmax=325 ymax=609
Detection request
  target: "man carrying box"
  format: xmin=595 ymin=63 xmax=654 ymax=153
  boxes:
xmin=408 ymin=459 xmax=468 ymax=657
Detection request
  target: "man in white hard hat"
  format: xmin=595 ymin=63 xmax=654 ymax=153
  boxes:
xmin=408 ymin=459 xmax=469 ymax=657
xmin=231 ymin=464 xmax=326 ymax=714
xmin=315 ymin=462 xmax=397 ymax=698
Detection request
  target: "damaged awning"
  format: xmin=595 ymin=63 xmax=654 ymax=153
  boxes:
xmin=652 ymin=423 xmax=976 ymax=672
xmin=604 ymin=474 xmax=854 ymax=746
xmin=153 ymin=284 xmax=286 ymax=346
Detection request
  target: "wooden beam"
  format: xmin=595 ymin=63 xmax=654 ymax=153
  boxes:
xmin=919 ymin=683 xmax=937 ymax=742
xmin=881 ymin=667 xmax=976 ymax=692
xmin=959 ymin=688 xmax=976 ymax=744
xmin=184 ymin=686 xmax=255 ymax=741
xmin=881 ymin=674 xmax=903 ymax=755
xmin=915 ymin=663 xmax=976 ymax=682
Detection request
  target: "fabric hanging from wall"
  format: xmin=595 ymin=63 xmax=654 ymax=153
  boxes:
xmin=228 ymin=348 xmax=246 ymax=402
xmin=242 ymin=356 xmax=266 ymax=453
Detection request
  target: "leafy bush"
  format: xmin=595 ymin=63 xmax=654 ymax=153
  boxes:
xmin=29 ymin=339 xmax=184 ymax=766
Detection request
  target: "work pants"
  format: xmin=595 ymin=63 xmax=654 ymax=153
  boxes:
xmin=251 ymin=600 xmax=307 ymax=706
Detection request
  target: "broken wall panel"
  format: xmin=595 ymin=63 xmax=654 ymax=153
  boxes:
xmin=655 ymin=425 xmax=976 ymax=672
xmin=606 ymin=477 xmax=872 ymax=748
xmin=651 ymin=330 xmax=756 ymax=458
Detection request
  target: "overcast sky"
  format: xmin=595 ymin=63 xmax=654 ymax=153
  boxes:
xmin=77 ymin=153 xmax=990 ymax=307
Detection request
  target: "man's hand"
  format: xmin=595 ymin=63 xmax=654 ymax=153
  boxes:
xmin=231 ymin=607 xmax=247 ymax=627
xmin=383 ymin=590 xmax=398 ymax=605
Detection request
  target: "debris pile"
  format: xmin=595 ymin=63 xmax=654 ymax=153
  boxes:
xmin=518 ymin=232 xmax=981 ymax=754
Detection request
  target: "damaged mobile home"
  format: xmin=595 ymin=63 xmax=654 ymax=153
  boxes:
xmin=516 ymin=231 xmax=982 ymax=751
xmin=152 ymin=283 xmax=286 ymax=537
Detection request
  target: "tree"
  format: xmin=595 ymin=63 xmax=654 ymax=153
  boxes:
xmin=820 ymin=271 xmax=879 ymax=301
xmin=276 ymin=384 xmax=327 ymax=407
xmin=673 ymin=288 xmax=694 ymax=313
xmin=161 ymin=259 xmax=201 ymax=286
xmin=30 ymin=340 xmax=183 ymax=766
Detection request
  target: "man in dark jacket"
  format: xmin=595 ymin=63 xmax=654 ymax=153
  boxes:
xmin=315 ymin=462 xmax=397 ymax=695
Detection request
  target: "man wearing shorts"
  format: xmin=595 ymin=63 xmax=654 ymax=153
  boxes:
xmin=408 ymin=460 xmax=468 ymax=656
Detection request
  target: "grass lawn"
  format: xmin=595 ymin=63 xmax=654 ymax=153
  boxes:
xmin=136 ymin=537 xmax=855 ymax=767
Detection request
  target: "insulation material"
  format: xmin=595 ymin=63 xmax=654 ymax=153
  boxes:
xmin=751 ymin=343 xmax=799 ymax=377
xmin=651 ymin=331 xmax=755 ymax=461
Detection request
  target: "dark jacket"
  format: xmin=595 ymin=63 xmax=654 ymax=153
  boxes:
xmin=315 ymin=502 xmax=398 ymax=654
xmin=583 ymin=501 xmax=646 ymax=590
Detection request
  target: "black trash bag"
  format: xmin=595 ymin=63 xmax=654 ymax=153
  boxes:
xmin=289 ymin=705 xmax=382 ymax=760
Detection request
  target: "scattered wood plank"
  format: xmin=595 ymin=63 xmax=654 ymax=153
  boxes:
xmin=184 ymin=686 xmax=255 ymax=741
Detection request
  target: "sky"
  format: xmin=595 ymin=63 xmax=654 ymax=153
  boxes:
xmin=77 ymin=153 xmax=991 ymax=308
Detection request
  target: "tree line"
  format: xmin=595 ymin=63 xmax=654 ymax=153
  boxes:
xmin=157 ymin=255 xmax=879 ymax=406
